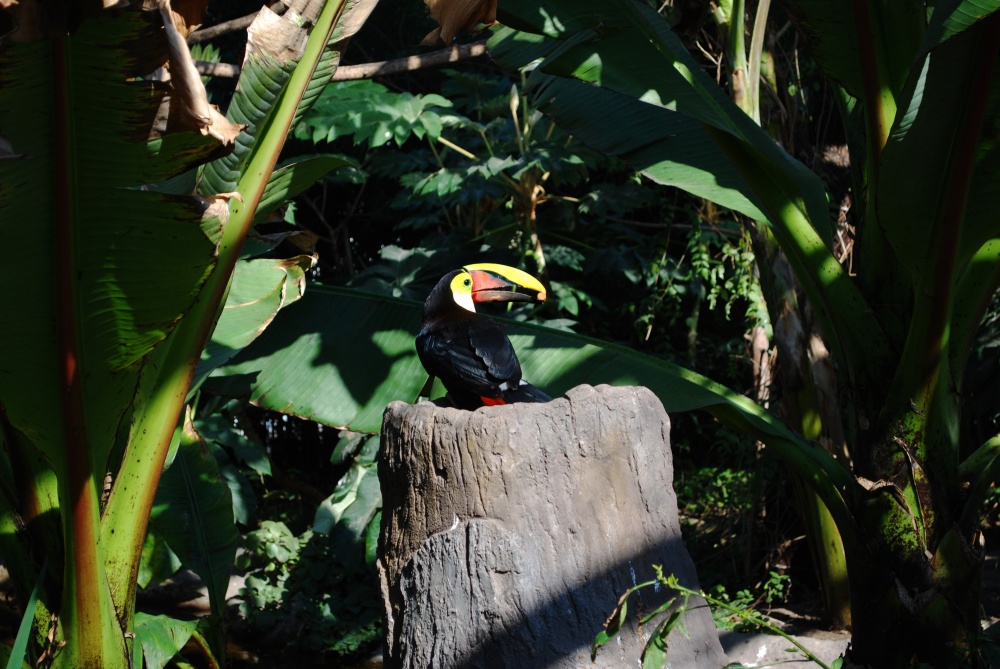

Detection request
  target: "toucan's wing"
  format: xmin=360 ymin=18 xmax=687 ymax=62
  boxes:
xmin=416 ymin=322 xmax=516 ymax=400
xmin=502 ymin=381 xmax=551 ymax=404
xmin=468 ymin=321 xmax=521 ymax=387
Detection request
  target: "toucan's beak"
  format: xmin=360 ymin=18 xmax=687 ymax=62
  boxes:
xmin=464 ymin=263 xmax=546 ymax=304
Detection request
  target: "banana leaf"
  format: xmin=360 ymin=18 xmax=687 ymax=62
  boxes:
xmin=205 ymin=285 xmax=855 ymax=532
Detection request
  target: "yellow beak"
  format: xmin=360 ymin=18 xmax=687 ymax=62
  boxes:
xmin=463 ymin=263 xmax=547 ymax=303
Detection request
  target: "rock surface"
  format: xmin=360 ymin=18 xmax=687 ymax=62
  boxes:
xmin=721 ymin=629 xmax=850 ymax=668
xmin=378 ymin=384 xmax=728 ymax=668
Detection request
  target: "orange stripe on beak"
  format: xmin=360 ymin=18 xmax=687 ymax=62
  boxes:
xmin=467 ymin=268 xmax=545 ymax=304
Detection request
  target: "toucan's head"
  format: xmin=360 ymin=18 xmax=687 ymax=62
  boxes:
xmin=461 ymin=263 xmax=546 ymax=310
xmin=424 ymin=263 xmax=546 ymax=318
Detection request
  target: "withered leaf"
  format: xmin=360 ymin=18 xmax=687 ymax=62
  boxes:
xmin=253 ymin=229 xmax=321 ymax=254
xmin=198 ymin=191 xmax=243 ymax=226
xmin=245 ymin=6 xmax=308 ymax=63
xmin=421 ymin=0 xmax=497 ymax=46
xmin=158 ymin=0 xmax=243 ymax=144
xmin=143 ymin=0 xmax=207 ymax=35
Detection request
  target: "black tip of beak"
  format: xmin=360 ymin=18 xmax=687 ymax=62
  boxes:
xmin=473 ymin=288 xmax=544 ymax=304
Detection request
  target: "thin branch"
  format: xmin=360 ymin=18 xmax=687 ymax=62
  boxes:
xmin=187 ymin=3 xmax=286 ymax=44
xmin=335 ymin=40 xmax=488 ymax=79
xmin=193 ymin=40 xmax=489 ymax=80
xmin=194 ymin=61 xmax=241 ymax=78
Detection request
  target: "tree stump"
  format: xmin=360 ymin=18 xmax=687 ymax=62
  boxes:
xmin=378 ymin=384 xmax=727 ymax=668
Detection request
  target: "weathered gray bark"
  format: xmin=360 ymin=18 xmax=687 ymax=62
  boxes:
xmin=378 ymin=384 xmax=727 ymax=669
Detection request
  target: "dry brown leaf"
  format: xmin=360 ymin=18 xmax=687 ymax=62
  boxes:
xmin=158 ymin=0 xmax=242 ymax=144
xmin=197 ymin=191 xmax=243 ymax=225
xmin=421 ymin=0 xmax=496 ymax=46
xmin=278 ymin=253 xmax=318 ymax=302
xmin=143 ymin=0 xmax=206 ymax=34
xmin=252 ymin=229 xmax=321 ymax=254
xmin=245 ymin=6 xmax=308 ymax=63
xmin=278 ymin=253 xmax=318 ymax=271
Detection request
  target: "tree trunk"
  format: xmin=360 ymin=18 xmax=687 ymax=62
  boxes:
xmin=377 ymin=384 xmax=727 ymax=669
xmin=844 ymin=501 xmax=986 ymax=668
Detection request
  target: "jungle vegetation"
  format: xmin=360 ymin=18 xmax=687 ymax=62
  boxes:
xmin=0 ymin=0 xmax=998 ymax=667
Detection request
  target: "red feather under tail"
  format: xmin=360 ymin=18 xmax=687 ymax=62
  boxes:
xmin=481 ymin=397 xmax=506 ymax=406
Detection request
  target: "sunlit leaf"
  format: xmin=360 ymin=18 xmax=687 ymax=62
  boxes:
xmin=204 ymin=285 xmax=853 ymax=518
xmin=254 ymin=154 xmax=358 ymax=225
xmin=295 ymin=80 xmax=454 ymax=148
xmin=194 ymin=254 xmax=316 ymax=390
xmin=922 ymin=0 xmax=1000 ymax=54
xmin=205 ymin=286 xmax=428 ymax=433
xmin=134 ymin=613 xmax=198 ymax=669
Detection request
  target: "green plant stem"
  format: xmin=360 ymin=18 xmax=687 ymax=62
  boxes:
xmin=724 ymin=0 xmax=754 ymax=120
xmin=102 ymin=342 xmax=203 ymax=621
xmin=53 ymin=30 xmax=126 ymax=668
xmin=746 ymin=0 xmax=770 ymax=124
xmin=101 ymin=0 xmax=351 ymax=624
xmin=665 ymin=577 xmax=835 ymax=669
xmin=851 ymin=0 xmax=895 ymax=154
xmin=436 ymin=134 xmax=477 ymax=160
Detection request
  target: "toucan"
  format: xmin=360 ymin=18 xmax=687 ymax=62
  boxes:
xmin=417 ymin=263 xmax=552 ymax=410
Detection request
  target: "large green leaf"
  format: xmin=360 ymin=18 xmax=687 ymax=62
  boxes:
xmin=879 ymin=13 xmax=1000 ymax=382
xmin=779 ymin=0 xmax=924 ymax=100
xmin=133 ymin=613 xmax=199 ymax=669
xmin=0 ymin=10 xmax=226 ymax=475
xmin=193 ymin=254 xmax=316 ymax=390
xmin=921 ymin=0 xmax=1000 ymax=54
xmin=253 ymin=154 xmax=358 ymax=225
xmin=0 ymin=10 xmax=235 ymax=664
xmin=198 ymin=8 xmax=300 ymax=196
xmin=200 ymin=0 xmax=378 ymax=197
xmin=205 ymin=287 xmax=427 ymax=432
xmin=205 ymin=286 xmax=854 ymax=520
xmin=879 ymin=14 xmax=1000 ymax=287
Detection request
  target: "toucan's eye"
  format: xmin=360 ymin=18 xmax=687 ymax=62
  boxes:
xmin=463 ymin=278 xmax=471 ymax=287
